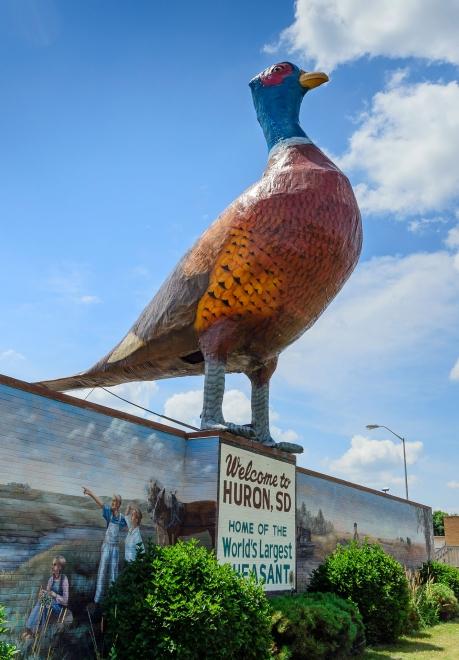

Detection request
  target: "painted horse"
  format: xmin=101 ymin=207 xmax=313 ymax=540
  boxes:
xmin=147 ymin=481 xmax=216 ymax=548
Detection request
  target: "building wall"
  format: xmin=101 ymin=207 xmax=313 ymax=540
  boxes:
xmin=296 ymin=468 xmax=433 ymax=590
xmin=434 ymin=535 xmax=446 ymax=549
xmin=0 ymin=375 xmax=433 ymax=657
xmin=444 ymin=516 xmax=459 ymax=546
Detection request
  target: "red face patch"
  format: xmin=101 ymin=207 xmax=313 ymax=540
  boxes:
xmin=260 ymin=62 xmax=294 ymax=87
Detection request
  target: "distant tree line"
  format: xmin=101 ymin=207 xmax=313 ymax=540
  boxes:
xmin=297 ymin=502 xmax=334 ymax=535
xmin=433 ymin=510 xmax=457 ymax=536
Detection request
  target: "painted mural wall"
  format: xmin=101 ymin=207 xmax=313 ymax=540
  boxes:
xmin=296 ymin=468 xmax=433 ymax=590
xmin=0 ymin=376 xmax=433 ymax=657
xmin=0 ymin=378 xmax=218 ymax=659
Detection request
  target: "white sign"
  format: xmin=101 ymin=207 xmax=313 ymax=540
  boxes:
xmin=217 ymin=442 xmax=296 ymax=591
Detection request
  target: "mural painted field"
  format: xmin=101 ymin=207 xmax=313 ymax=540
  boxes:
xmin=0 ymin=483 xmax=154 ymax=622
xmin=295 ymin=470 xmax=433 ymax=588
xmin=0 ymin=379 xmax=218 ymax=658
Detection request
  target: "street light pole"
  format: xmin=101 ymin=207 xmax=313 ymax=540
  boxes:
xmin=366 ymin=424 xmax=409 ymax=500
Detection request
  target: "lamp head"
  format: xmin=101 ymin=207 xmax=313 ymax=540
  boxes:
xmin=366 ymin=424 xmax=380 ymax=430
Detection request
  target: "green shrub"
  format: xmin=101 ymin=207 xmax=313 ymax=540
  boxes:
xmin=308 ymin=541 xmax=410 ymax=644
xmin=404 ymin=570 xmax=458 ymax=630
xmin=404 ymin=570 xmax=438 ymax=631
xmin=425 ymin=582 xmax=459 ymax=621
xmin=404 ymin=571 xmax=423 ymax=633
xmin=0 ymin=606 xmax=18 ymax=660
xmin=270 ymin=592 xmax=365 ymax=659
xmin=104 ymin=540 xmax=272 ymax=659
xmin=416 ymin=582 xmax=440 ymax=627
xmin=407 ymin=580 xmax=458 ymax=628
xmin=419 ymin=561 xmax=459 ymax=600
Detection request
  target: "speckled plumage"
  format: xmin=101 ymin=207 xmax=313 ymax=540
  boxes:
xmin=193 ymin=143 xmax=361 ymax=366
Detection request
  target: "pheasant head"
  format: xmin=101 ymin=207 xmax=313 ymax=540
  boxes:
xmin=249 ymin=62 xmax=328 ymax=152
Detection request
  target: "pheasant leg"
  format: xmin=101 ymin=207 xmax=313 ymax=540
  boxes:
xmin=200 ymin=359 xmax=226 ymax=428
xmin=251 ymin=381 xmax=276 ymax=446
xmin=200 ymin=358 xmax=255 ymax=438
xmin=249 ymin=361 xmax=303 ymax=454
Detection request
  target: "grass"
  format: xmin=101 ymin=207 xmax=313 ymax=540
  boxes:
xmin=364 ymin=620 xmax=459 ymax=659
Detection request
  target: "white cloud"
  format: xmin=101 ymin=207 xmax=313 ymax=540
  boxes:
xmin=271 ymin=426 xmax=299 ymax=443
xmin=269 ymin=0 xmax=459 ymax=71
xmin=0 ymin=349 xmax=25 ymax=362
xmin=67 ymin=381 xmax=160 ymax=419
xmin=164 ymin=388 xmax=252 ymax=429
xmin=337 ymin=78 xmax=459 ymax=215
xmin=164 ymin=388 xmax=300 ymax=441
xmin=78 ymin=295 xmax=101 ymax=304
xmin=445 ymin=224 xmax=459 ymax=249
xmin=329 ymin=434 xmax=423 ymax=489
xmin=164 ymin=390 xmax=203 ymax=429
xmin=279 ymin=251 xmax=459 ymax=397
xmin=409 ymin=217 xmax=448 ymax=235
xmin=447 ymin=481 xmax=459 ymax=489
xmin=450 ymin=358 xmax=459 ymax=381
xmin=222 ymin=388 xmax=253 ymax=424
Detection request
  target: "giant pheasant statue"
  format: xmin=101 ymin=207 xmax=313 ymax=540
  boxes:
xmin=38 ymin=62 xmax=362 ymax=453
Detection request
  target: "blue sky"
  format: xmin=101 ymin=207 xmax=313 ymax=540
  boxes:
xmin=1 ymin=1 xmax=459 ymax=512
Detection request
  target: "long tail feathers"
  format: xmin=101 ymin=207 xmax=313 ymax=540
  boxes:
xmin=36 ymin=372 xmax=128 ymax=392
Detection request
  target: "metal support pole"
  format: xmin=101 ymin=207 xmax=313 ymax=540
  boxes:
xmin=366 ymin=424 xmax=410 ymax=501
xmin=401 ymin=437 xmax=409 ymax=500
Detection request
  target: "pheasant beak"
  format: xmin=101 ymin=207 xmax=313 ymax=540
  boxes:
xmin=299 ymin=71 xmax=329 ymax=90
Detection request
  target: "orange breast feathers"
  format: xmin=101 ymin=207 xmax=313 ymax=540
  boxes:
xmin=194 ymin=225 xmax=283 ymax=332
xmin=189 ymin=143 xmax=361 ymax=337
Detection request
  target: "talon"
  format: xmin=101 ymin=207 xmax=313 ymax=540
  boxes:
xmin=201 ymin=418 xmax=228 ymax=431
xmin=225 ymin=423 xmax=256 ymax=439
xmin=254 ymin=432 xmax=277 ymax=447
xmin=210 ymin=423 xmax=229 ymax=431
xmin=276 ymin=441 xmax=304 ymax=454
xmin=260 ymin=437 xmax=277 ymax=448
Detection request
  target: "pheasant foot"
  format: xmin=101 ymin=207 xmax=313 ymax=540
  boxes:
xmin=275 ymin=441 xmax=303 ymax=454
xmin=225 ymin=422 xmax=256 ymax=439
xmin=254 ymin=429 xmax=304 ymax=453
xmin=199 ymin=419 xmax=256 ymax=438
xmin=257 ymin=433 xmax=277 ymax=448
xmin=200 ymin=419 xmax=229 ymax=432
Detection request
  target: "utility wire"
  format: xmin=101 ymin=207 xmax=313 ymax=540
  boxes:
xmin=84 ymin=387 xmax=96 ymax=400
xmin=89 ymin=386 xmax=200 ymax=432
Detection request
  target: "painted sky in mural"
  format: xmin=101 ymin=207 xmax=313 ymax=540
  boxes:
xmin=297 ymin=471 xmax=427 ymax=545
xmin=1 ymin=1 xmax=459 ymax=510
xmin=0 ymin=384 xmax=218 ymax=501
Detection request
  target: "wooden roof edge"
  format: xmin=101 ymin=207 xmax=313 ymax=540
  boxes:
xmin=187 ymin=430 xmax=296 ymax=464
xmin=0 ymin=373 xmax=187 ymax=438
xmin=296 ymin=465 xmax=431 ymax=510
xmin=0 ymin=374 xmax=296 ymax=458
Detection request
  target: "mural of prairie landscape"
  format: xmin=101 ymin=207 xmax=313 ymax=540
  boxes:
xmin=296 ymin=469 xmax=433 ymax=589
xmin=0 ymin=380 xmax=218 ymax=659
